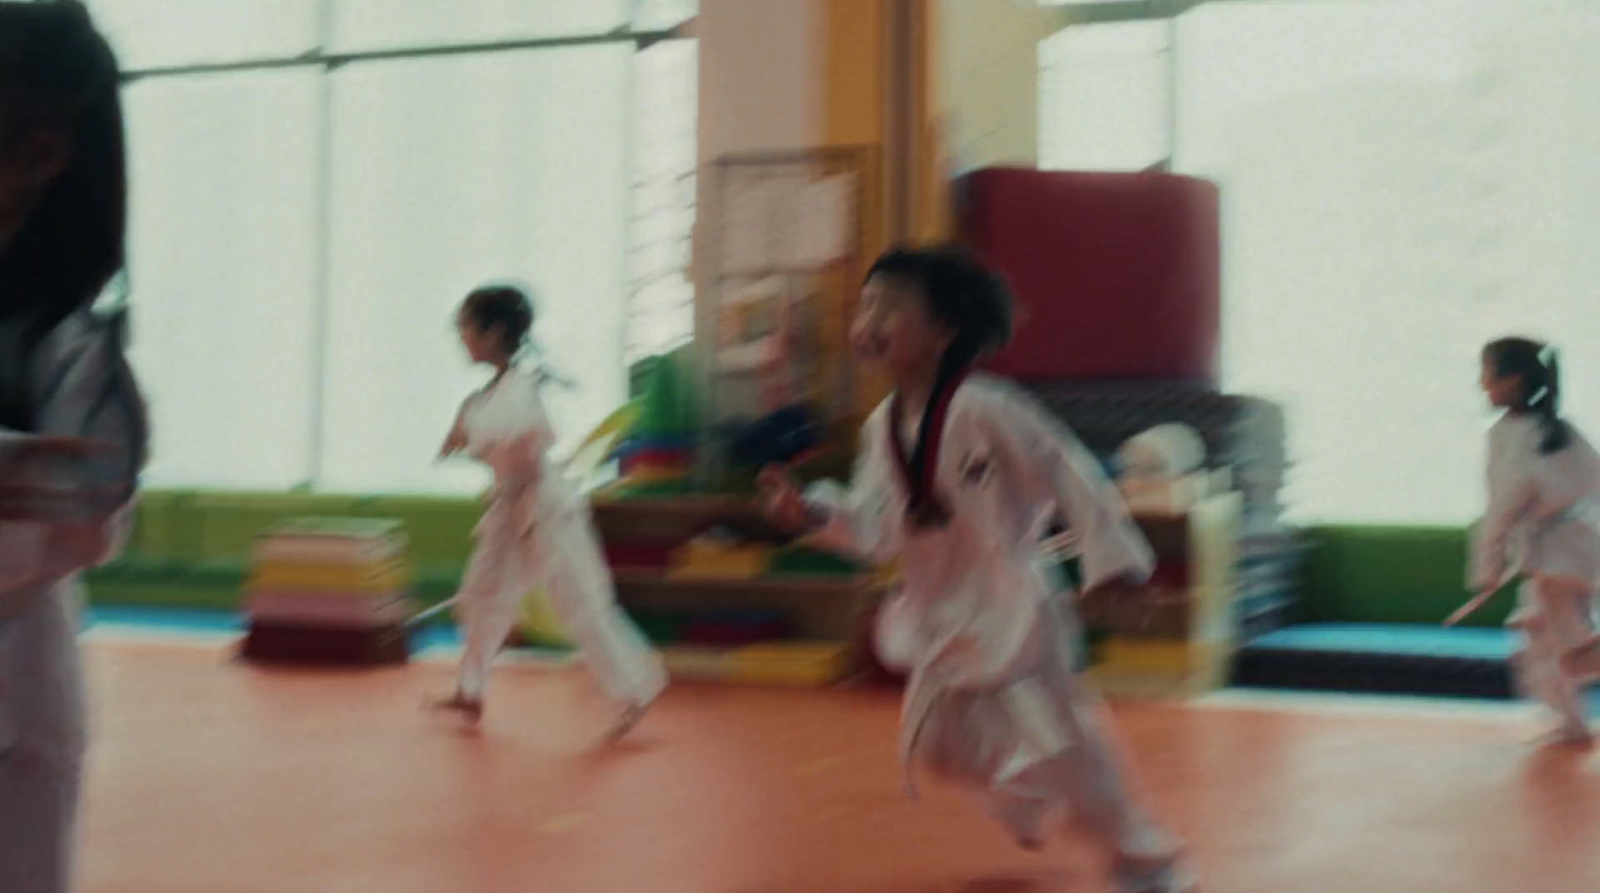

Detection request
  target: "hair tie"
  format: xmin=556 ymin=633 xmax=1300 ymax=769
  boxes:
xmin=518 ymin=338 xmax=575 ymax=390
xmin=888 ymin=362 xmax=971 ymax=530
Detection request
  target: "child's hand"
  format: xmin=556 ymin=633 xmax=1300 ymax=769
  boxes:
xmin=757 ymin=466 xmax=813 ymax=533
xmin=439 ymin=426 xmax=468 ymax=460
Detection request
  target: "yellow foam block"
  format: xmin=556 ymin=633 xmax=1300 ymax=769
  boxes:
xmin=730 ymin=642 xmax=850 ymax=686
xmin=1098 ymin=639 xmax=1215 ymax=675
xmin=519 ymin=588 xmax=570 ymax=648
xmin=661 ymin=647 xmax=737 ymax=680
xmin=250 ymin=558 xmax=412 ymax=592
xmin=666 ymin=541 xmax=773 ymax=580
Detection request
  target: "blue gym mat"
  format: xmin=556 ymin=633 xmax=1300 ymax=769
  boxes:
xmin=81 ymin=607 xmax=465 ymax=652
xmin=80 ymin=610 xmax=1596 ymax=707
xmin=84 ymin=606 xmax=242 ymax=635
xmin=1233 ymin=621 xmax=1522 ymax=699
xmin=1245 ymin=623 xmax=1518 ymax=661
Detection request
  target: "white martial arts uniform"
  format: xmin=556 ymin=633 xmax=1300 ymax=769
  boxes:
xmin=805 ymin=375 xmax=1187 ymax=893
xmin=0 ymin=310 xmax=145 ymax=893
xmin=1471 ymin=412 xmax=1600 ymax=738
xmin=451 ymin=366 xmax=666 ymax=708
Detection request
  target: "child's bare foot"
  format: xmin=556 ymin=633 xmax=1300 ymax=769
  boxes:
xmin=601 ymin=701 xmax=650 ymax=744
xmin=1114 ymin=856 xmax=1197 ymax=893
xmin=1538 ymin=724 xmax=1594 ymax=748
xmin=990 ymin=798 xmax=1048 ymax=852
xmin=428 ymin=692 xmax=484 ymax=724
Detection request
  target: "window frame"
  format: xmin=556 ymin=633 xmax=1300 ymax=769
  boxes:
xmin=112 ymin=2 xmax=697 ymax=492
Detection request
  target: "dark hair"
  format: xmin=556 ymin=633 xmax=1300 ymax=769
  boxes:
xmin=461 ymin=284 xmax=535 ymax=357
xmin=865 ymin=245 xmax=1014 ymax=526
xmin=866 ymin=245 xmax=1014 ymax=373
xmin=0 ymin=0 xmax=126 ymax=430
xmin=1484 ymin=336 xmax=1570 ymax=454
xmin=460 ymin=282 xmax=573 ymax=388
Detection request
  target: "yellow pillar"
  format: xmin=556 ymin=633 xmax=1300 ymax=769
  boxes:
xmin=694 ymin=0 xmax=949 ymax=423
xmin=911 ymin=0 xmax=952 ymax=244
xmin=819 ymin=0 xmax=948 ymax=413
xmin=821 ymin=0 xmax=949 ymax=247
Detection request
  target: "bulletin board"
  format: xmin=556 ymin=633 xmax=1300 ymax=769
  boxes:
xmin=697 ymin=146 xmax=884 ymax=480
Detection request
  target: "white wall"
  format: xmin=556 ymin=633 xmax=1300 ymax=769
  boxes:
xmin=935 ymin=0 xmax=1070 ymax=172
xmin=695 ymin=0 xmax=822 ymax=163
xmin=691 ymin=0 xmax=827 ymax=380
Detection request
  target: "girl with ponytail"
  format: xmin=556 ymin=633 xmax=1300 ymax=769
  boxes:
xmin=433 ymin=283 xmax=664 ymax=740
xmin=1483 ymin=337 xmax=1570 ymax=454
xmin=1475 ymin=337 xmax=1600 ymax=744
xmin=759 ymin=246 xmax=1192 ymax=893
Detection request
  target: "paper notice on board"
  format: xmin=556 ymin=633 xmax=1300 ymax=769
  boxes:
xmin=721 ymin=173 xmax=855 ymax=272
xmin=788 ymin=174 xmax=855 ymax=267
xmin=764 ymin=176 xmax=806 ymax=268
xmin=721 ymin=180 xmax=774 ymax=273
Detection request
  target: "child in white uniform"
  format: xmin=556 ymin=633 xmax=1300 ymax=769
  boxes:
xmin=0 ymin=5 xmax=149 ymax=891
xmin=760 ymin=248 xmax=1191 ymax=893
xmin=1473 ymin=337 xmax=1600 ymax=744
xmin=432 ymin=285 xmax=666 ymax=739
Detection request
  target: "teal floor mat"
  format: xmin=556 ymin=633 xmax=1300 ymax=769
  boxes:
xmin=1246 ymin=623 xmax=1517 ymax=661
xmin=83 ymin=606 xmax=465 ymax=652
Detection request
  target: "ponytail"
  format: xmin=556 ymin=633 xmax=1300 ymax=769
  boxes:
xmin=1532 ymin=345 xmax=1570 ymax=454
xmin=868 ymin=245 xmax=1014 ymax=530
xmin=899 ymin=343 xmax=975 ymax=526
xmin=517 ymin=338 xmax=576 ymax=392
xmin=1484 ymin=337 xmax=1571 ymax=455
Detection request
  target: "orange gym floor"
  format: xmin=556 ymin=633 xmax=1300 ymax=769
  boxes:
xmin=78 ymin=638 xmax=1600 ymax=893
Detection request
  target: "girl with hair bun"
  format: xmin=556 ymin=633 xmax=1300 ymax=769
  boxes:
xmin=434 ymin=283 xmax=665 ymax=740
xmin=1475 ymin=336 xmax=1600 ymax=744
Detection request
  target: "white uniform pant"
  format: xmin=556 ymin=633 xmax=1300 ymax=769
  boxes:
xmin=913 ymin=609 xmax=1182 ymax=890
xmin=455 ymin=511 xmax=666 ymax=707
xmin=1509 ymin=575 xmax=1597 ymax=734
xmin=0 ymin=588 xmax=86 ymax=893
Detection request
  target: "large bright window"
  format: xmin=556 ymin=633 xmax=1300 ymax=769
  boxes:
xmin=1040 ymin=0 xmax=1600 ymax=524
xmin=320 ymin=48 xmax=632 ymax=494
xmin=101 ymin=1 xmax=698 ymax=494
xmin=1038 ymin=21 xmax=1168 ymax=171
xmin=628 ymin=38 xmax=698 ymax=363
xmin=326 ymin=0 xmax=631 ymax=53
xmin=87 ymin=0 xmax=319 ymax=70
xmin=120 ymin=70 xmax=322 ymax=489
